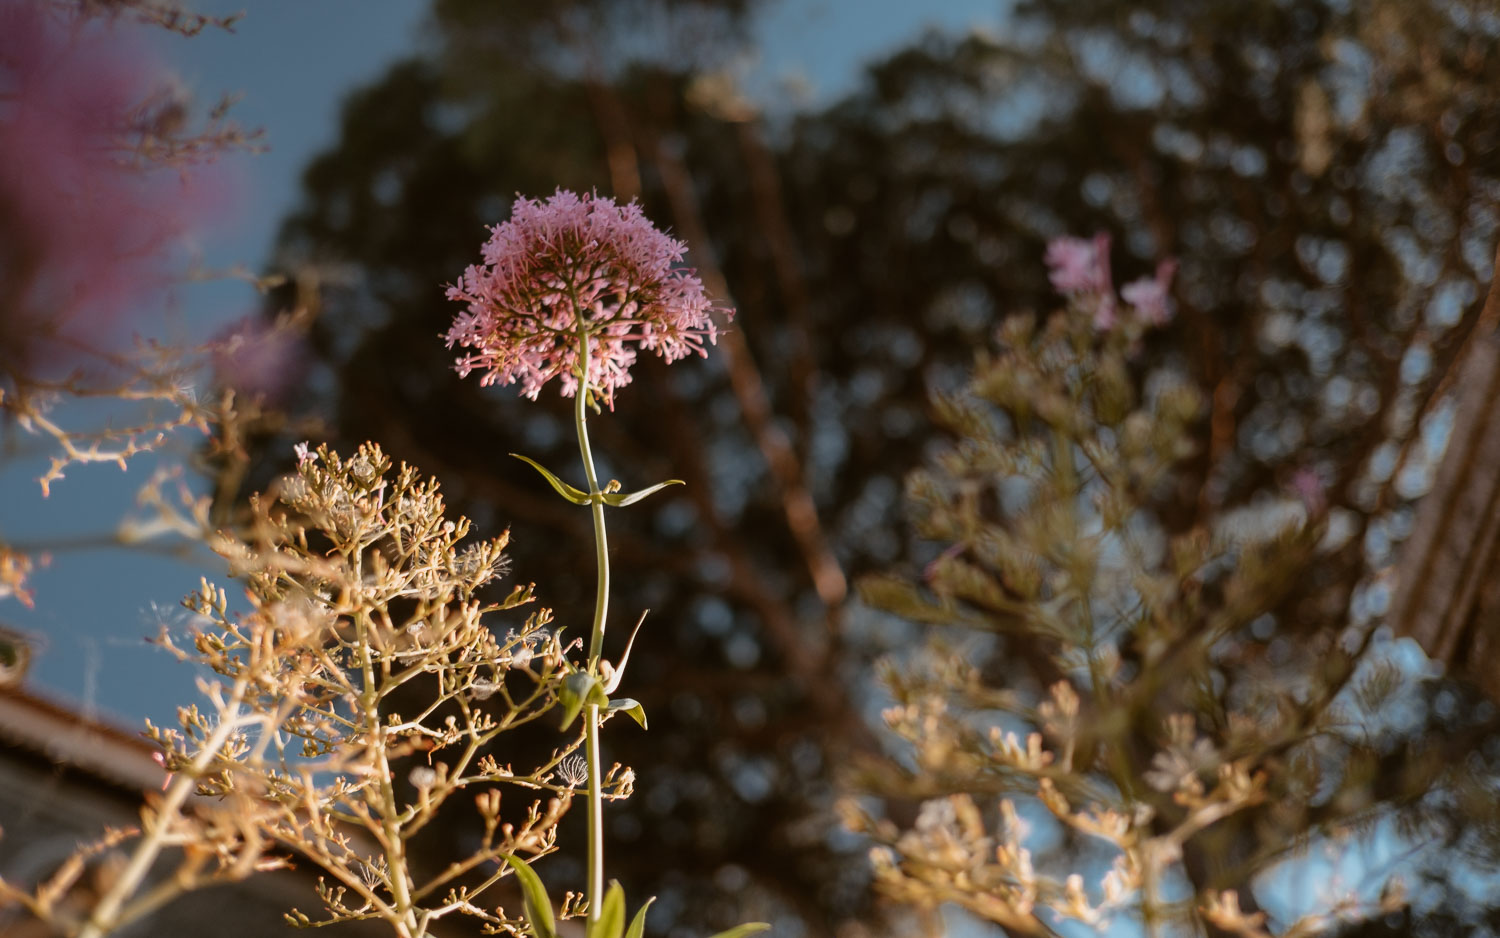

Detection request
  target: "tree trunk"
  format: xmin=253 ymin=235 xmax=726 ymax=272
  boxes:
xmin=1389 ymin=244 xmax=1500 ymax=696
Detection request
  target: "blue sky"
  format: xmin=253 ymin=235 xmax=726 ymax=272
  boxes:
xmin=1 ymin=0 xmax=1003 ymax=726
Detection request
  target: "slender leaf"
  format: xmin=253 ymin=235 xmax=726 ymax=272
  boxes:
xmin=606 ymin=697 xmax=648 ymax=730
xmin=587 ymin=881 xmax=627 ymax=938
xmin=600 ymin=479 xmax=685 ymax=508
xmin=511 ymin=453 xmax=591 ymax=505
xmin=559 ymin=671 xmax=598 ymax=731
xmin=704 ymin=924 xmax=771 ymax=938
xmin=588 ymin=678 xmax=611 ymax=707
xmin=603 ymin=610 xmax=649 ymax=694
xmin=624 ymin=896 xmax=656 ymax=938
xmin=500 ymin=854 xmax=556 ymax=938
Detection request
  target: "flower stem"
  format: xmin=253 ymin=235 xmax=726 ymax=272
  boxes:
xmin=573 ymin=331 xmax=608 ymax=924
xmin=575 ymin=343 xmax=610 ymax=674
xmin=79 ymin=677 xmax=249 ymax=938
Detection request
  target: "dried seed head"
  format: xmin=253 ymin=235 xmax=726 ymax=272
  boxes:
xmin=557 ymin=754 xmax=588 ymax=789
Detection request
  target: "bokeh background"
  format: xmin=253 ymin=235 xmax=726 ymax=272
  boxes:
xmin=0 ymin=0 xmax=997 ymax=724
xmin=5 ymin=1 xmax=1500 ymax=935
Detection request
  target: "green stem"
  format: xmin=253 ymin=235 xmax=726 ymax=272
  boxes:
xmin=573 ymin=330 xmax=609 ymax=924
xmin=575 ymin=346 xmax=610 ymax=672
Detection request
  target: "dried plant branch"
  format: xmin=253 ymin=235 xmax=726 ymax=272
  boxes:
xmin=857 ymin=249 xmax=1417 ymax=936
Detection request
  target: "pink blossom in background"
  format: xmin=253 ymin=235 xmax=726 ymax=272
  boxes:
xmin=210 ymin=313 xmax=307 ymax=403
xmin=1121 ymin=259 xmax=1179 ymax=327
xmin=1045 ymin=233 xmax=1179 ymax=332
xmin=1044 ymin=233 xmax=1112 ymax=294
xmin=0 ymin=1 xmax=218 ymax=374
xmin=1044 ymin=232 xmax=1115 ymax=329
xmin=1289 ymin=467 xmax=1328 ymax=518
xmin=444 ymin=189 xmax=726 ymax=405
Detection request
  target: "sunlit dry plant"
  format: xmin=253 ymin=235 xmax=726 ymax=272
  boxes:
xmin=852 ymin=241 xmax=1419 ymax=936
xmin=165 ymin=442 xmax=613 ymax=938
xmin=0 ymin=443 xmax=604 ymax=938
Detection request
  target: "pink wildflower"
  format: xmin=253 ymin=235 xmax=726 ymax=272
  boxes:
xmin=211 ymin=313 xmax=306 ymax=403
xmin=444 ymin=189 xmax=726 ymax=405
xmin=1121 ymin=259 xmax=1179 ymax=327
xmin=1044 ymin=233 xmax=1115 ymax=329
xmin=0 ymin=1 xmax=218 ymax=374
xmin=1289 ymin=467 xmax=1328 ymax=518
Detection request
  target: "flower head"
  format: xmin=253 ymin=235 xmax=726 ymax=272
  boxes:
xmin=444 ymin=189 xmax=726 ymax=405
xmin=1288 ymin=466 xmax=1327 ymax=517
xmin=1121 ymin=259 xmax=1178 ymax=327
xmin=1044 ymin=233 xmax=1116 ymax=329
xmin=557 ymin=754 xmax=589 ymax=788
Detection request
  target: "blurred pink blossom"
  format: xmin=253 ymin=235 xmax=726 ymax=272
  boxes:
xmin=210 ymin=313 xmax=307 ymax=403
xmin=0 ymin=1 xmax=216 ymax=373
xmin=1289 ymin=467 xmax=1328 ymax=518
xmin=444 ymin=189 xmax=726 ymax=406
xmin=1044 ymin=233 xmax=1115 ymax=329
xmin=1121 ymin=259 xmax=1179 ymax=327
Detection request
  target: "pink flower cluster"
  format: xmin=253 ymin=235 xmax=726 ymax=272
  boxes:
xmin=0 ymin=1 xmax=214 ymax=373
xmin=1121 ymin=259 xmax=1178 ymax=327
xmin=445 ymin=190 xmax=725 ymax=405
xmin=211 ymin=313 xmax=306 ymax=402
xmin=1046 ymin=233 xmax=1113 ymax=295
xmin=1044 ymin=233 xmax=1177 ymax=330
xmin=1045 ymin=233 xmax=1116 ymax=329
xmin=1288 ymin=466 xmax=1328 ymax=517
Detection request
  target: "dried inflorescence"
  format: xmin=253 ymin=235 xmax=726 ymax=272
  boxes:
xmin=444 ymin=189 xmax=725 ymax=405
xmin=164 ymin=442 xmax=627 ymax=938
xmin=2 ymin=443 xmax=625 ymax=938
xmin=856 ymin=243 xmax=1410 ymax=935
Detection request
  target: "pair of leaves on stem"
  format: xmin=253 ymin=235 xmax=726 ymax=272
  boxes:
xmin=558 ymin=670 xmax=647 ymax=732
xmin=501 ymin=855 xmax=768 ymax=938
xmin=512 ymin=454 xmax=682 ymax=508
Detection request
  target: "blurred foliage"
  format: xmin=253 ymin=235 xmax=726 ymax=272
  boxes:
xmin=853 ymin=285 xmax=1472 ymax=936
xmin=230 ymin=0 xmax=1500 ymax=934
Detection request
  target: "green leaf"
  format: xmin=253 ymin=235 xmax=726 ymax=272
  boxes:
xmin=511 ymin=454 xmax=592 ymax=505
xmin=500 ymin=854 xmax=556 ymax=938
xmin=600 ymin=479 xmax=685 ymax=508
xmin=558 ymin=671 xmax=599 ymax=731
xmin=606 ymin=697 xmax=648 ymax=730
xmin=604 ymin=610 xmax=649 ymax=694
xmin=587 ymin=881 xmax=627 ymax=938
xmin=588 ymin=679 xmax=611 ymax=708
xmin=624 ymin=897 xmax=656 ymax=938
xmin=703 ymin=924 xmax=770 ymax=938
